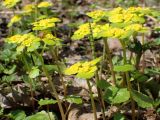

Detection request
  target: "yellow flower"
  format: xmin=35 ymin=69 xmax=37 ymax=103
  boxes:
xmin=127 ymin=7 xmax=150 ymax=13
xmin=123 ymin=13 xmax=134 ymax=23
xmin=65 ymin=58 xmax=101 ymax=79
xmin=38 ymin=1 xmax=53 ymax=8
xmin=103 ymin=27 xmax=125 ymax=39
xmin=72 ymin=23 xmax=110 ymax=40
xmin=125 ymin=24 xmax=142 ymax=32
xmin=112 ymin=28 xmax=125 ymax=38
xmin=86 ymin=10 xmax=106 ymax=22
xmin=71 ymin=23 xmax=95 ymax=40
xmin=109 ymin=7 xmax=124 ymax=14
xmin=6 ymin=34 xmax=22 ymax=44
xmin=109 ymin=14 xmax=123 ymax=23
xmin=6 ymin=33 xmax=40 ymax=53
xmin=3 ymin=0 xmax=20 ymax=8
xmin=42 ymin=33 xmax=61 ymax=46
xmin=23 ymin=4 xmax=35 ymax=14
xmin=64 ymin=62 xmax=82 ymax=75
xmin=8 ymin=15 xmax=21 ymax=27
xmin=92 ymin=24 xmax=110 ymax=39
xmin=32 ymin=17 xmax=61 ymax=30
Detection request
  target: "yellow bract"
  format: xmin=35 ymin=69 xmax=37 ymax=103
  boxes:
xmin=38 ymin=1 xmax=53 ymax=8
xmin=109 ymin=7 xmax=124 ymax=14
xmin=6 ymin=34 xmax=22 ymax=44
xmin=109 ymin=14 xmax=123 ymax=23
xmin=73 ymin=7 xmax=154 ymax=40
xmin=107 ymin=7 xmax=151 ymax=24
xmin=71 ymin=23 xmax=95 ymax=40
xmin=8 ymin=15 xmax=21 ymax=27
xmin=32 ymin=17 xmax=61 ymax=30
xmin=23 ymin=4 xmax=35 ymax=14
xmin=72 ymin=23 xmax=110 ymax=40
xmin=42 ymin=33 xmax=61 ymax=46
xmin=3 ymin=0 xmax=20 ymax=8
xmin=6 ymin=33 xmax=40 ymax=53
xmin=86 ymin=10 xmax=106 ymax=22
xmin=65 ymin=58 xmax=101 ymax=79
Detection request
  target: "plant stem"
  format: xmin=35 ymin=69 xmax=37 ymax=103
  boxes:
xmin=103 ymin=39 xmax=116 ymax=86
xmin=86 ymin=79 xmax=98 ymax=120
xmin=142 ymin=33 xmax=145 ymax=73
xmin=21 ymin=54 xmax=35 ymax=112
xmin=35 ymin=52 xmax=66 ymax=120
xmin=121 ymin=41 xmax=135 ymax=120
xmin=88 ymin=22 xmax=106 ymax=120
xmin=50 ymin=47 xmax=67 ymax=97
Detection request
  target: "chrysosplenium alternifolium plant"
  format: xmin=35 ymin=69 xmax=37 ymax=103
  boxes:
xmin=72 ymin=7 xmax=155 ymax=41
xmin=65 ymin=57 xmax=101 ymax=79
xmin=4 ymin=1 xmax=67 ymax=120
xmin=65 ymin=6 xmax=159 ymax=120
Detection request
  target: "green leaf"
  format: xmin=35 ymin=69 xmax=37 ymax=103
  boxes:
xmin=114 ymin=64 xmax=135 ymax=72
xmin=76 ymin=71 xmax=95 ymax=79
xmin=97 ymin=80 xmax=111 ymax=90
xmin=154 ymin=98 xmax=160 ymax=108
xmin=0 ymin=64 xmax=5 ymax=73
xmin=25 ymin=111 xmax=56 ymax=120
xmin=44 ymin=39 xmax=55 ymax=45
xmin=16 ymin=45 xmax=25 ymax=53
xmin=45 ymin=63 xmax=66 ymax=74
xmin=114 ymin=112 xmax=125 ymax=120
xmin=10 ymin=110 xmax=26 ymax=120
xmin=2 ymin=74 xmax=17 ymax=83
xmin=131 ymin=90 xmax=153 ymax=108
xmin=38 ymin=98 xmax=57 ymax=106
xmin=155 ymin=38 xmax=160 ymax=45
xmin=133 ymin=71 xmax=148 ymax=82
xmin=104 ymin=86 xmax=130 ymax=104
xmin=29 ymin=67 xmax=40 ymax=78
xmin=27 ymin=42 xmax=40 ymax=52
xmin=4 ymin=65 xmax=16 ymax=74
xmin=66 ymin=95 xmax=82 ymax=104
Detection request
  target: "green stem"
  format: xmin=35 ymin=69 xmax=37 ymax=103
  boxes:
xmin=50 ymin=47 xmax=67 ymax=97
xmin=103 ymin=39 xmax=116 ymax=86
xmin=88 ymin=22 xmax=106 ymax=120
xmin=142 ymin=33 xmax=145 ymax=73
xmin=35 ymin=52 xmax=66 ymax=120
xmin=121 ymin=41 xmax=135 ymax=120
xmin=21 ymin=54 xmax=35 ymax=112
xmin=86 ymin=79 xmax=98 ymax=120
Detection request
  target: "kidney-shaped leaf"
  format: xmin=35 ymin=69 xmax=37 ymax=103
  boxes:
xmin=66 ymin=95 xmax=82 ymax=104
xmin=29 ymin=67 xmax=40 ymax=78
xmin=38 ymin=98 xmax=57 ymax=106
xmin=104 ymin=86 xmax=130 ymax=104
xmin=114 ymin=64 xmax=135 ymax=72
xmin=25 ymin=111 xmax=56 ymax=120
xmin=131 ymin=90 xmax=153 ymax=108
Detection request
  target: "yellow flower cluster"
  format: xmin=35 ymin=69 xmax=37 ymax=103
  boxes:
xmin=103 ymin=24 xmax=147 ymax=39
xmin=72 ymin=23 xmax=111 ymax=40
xmin=8 ymin=15 xmax=21 ymax=27
xmin=38 ymin=1 xmax=53 ymax=8
xmin=108 ymin=7 xmax=149 ymax=23
xmin=72 ymin=7 xmax=151 ymax=40
xmin=3 ymin=0 xmax=20 ymax=8
xmin=22 ymin=4 xmax=35 ymax=14
xmin=6 ymin=33 xmax=40 ymax=53
xmin=32 ymin=17 xmax=61 ymax=30
xmin=65 ymin=57 xmax=101 ymax=79
xmin=42 ymin=33 xmax=61 ymax=46
xmin=86 ymin=10 xmax=106 ymax=22
xmin=71 ymin=23 xmax=94 ymax=40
